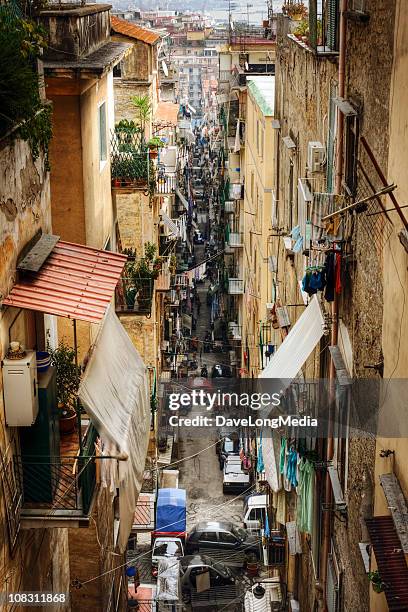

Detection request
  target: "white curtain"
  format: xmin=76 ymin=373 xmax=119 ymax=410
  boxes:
xmin=79 ymin=306 xmax=150 ymax=552
xmin=262 ymin=432 xmax=281 ymax=493
xmin=259 ymin=295 xmax=324 ymax=381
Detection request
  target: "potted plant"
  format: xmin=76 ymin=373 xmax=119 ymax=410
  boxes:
xmin=123 ymin=243 xmax=161 ymax=311
xmin=368 ymin=570 xmax=385 ymax=594
xmin=294 ymin=18 xmax=309 ymax=40
xmin=48 ymin=341 xmax=81 ymax=435
xmin=283 ymin=2 xmax=307 ymax=20
xmin=147 ymin=136 xmax=165 ymax=159
xmin=131 ymin=94 xmax=151 ymax=136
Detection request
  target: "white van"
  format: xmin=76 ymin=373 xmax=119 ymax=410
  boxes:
xmin=243 ymin=494 xmax=268 ymax=532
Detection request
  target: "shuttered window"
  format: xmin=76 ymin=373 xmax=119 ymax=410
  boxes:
xmin=327 ymin=0 xmax=340 ymax=51
xmin=326 ymin=83 xmax=338 ymax=192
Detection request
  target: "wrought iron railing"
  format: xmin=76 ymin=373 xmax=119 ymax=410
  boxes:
xmin=115 ymin=276 xmax=154 ymax=315
xmin=16 ymin=425 xmax=98 ymax=515
xmin=227 ymin=231 xmax=244 ymax=247
xmin=228 ymin=278 xmax=244 ymax=294
xmin=110 ymin=128 xmax=150 ymax=187
xmin=155 ymin=173 xmax=177 ymax=194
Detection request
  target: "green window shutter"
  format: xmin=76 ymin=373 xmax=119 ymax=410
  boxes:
xmin=327 ymin=0 xmax=340 ymax=51
xmin=309 ymin=0 xmax=318 ymax=50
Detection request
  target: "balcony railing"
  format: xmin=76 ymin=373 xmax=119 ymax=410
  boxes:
xmin=227 ymin=232 xmax=244 ymax=247
xmin=16 ymin=424 xmax=97 ymax=518
xmin=155 ymin=173 xmax=177 ymax=194
xmin=110 ymin=128 xmax=150 ymax=188
xmin=115 ymin=276 xmax=154 ymax=315
xmin=228 ymin=278 xmax=244 ymax=294
xmin=224 ymin=200 xmax=236 ymax=213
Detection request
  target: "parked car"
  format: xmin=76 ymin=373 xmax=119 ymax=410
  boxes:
xmin=211 ymin=364 xmax=232 ymax=378
xmin=242 ymin=493 xmax=268 ymax=533
xmin=223 ymin=456 xmax=250 ymax=494
xmin=180 ymin=554 xmax=235 ymax=602
xmin=216 ymin=431 xmax=240 ymax=469
xmin=185 ymin=521 xmax=260 ymax=561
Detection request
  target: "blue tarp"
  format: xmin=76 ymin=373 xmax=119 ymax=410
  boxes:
xmin=156 ymin=488 xmax=186 ymax=533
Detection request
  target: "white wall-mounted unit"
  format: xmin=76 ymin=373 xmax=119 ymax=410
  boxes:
xmin=307 ymin=141 xmax=325 ymax=172
xmin=2 ymin=350 xmax=39 ymax=426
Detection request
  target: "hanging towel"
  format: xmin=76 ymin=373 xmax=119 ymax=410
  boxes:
xmin=257 ymin=432 xmax=265 ymax=473
xmin=275 ymin=490 xmax=286 ymax=525
xmin=263 ymin=433 xmax=282 ymax=492
xmin=335 ymin=252 xmax=342 ymax=294
xmin=296 ymin=459 xmax=315 ymax=534
xmin=264 ymin=511 xmax=270 ymax=538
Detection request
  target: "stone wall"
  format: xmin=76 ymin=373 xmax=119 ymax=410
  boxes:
xmin=274 ymin=4 xmax=397 ymax=608
xmin=68 ymin=486 xmax=126 ymax=612
xmin=0 ymin=135 xmax=71 ymax=606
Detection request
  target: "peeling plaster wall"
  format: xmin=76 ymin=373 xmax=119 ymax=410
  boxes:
xmin=0 ymin=137 xmax=70 ymax=606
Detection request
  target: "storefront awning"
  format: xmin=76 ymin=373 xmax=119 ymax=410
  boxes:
xmin=259 ymin=295 xmax=324 ymax=380
xmin=160 ymin=209 xmax=179 ymax=237
xmin=79 ymin=306 xmax=150 ymax=552
xmin=2 ymin=239 xmax=127 ymax=323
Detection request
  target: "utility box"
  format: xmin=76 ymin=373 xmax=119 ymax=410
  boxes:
xmin=2 ymin=351 xmax=39 ymax=426
xmin=307 ymin=141 xmax=325 ymax=172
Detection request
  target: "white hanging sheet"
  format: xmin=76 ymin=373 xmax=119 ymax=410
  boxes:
xmin=259 ymin=295 xmax=324 ymax=382
xmin=79 ymin=305 xmax=150 ymax=552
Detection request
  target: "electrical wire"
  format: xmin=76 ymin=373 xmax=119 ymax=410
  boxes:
xmin=77 ymin=481 xmax=259 ymax=588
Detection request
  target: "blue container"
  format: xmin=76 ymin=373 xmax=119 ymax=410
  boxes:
xmin=36 ymin=351 xmax=51 ymax=372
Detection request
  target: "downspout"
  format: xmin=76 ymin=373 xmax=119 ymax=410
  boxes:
xmin=320 ymin=0 xmax=347 ymax=609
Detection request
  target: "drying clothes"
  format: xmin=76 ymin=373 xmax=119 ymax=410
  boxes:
xmin=296 ymin=459 xmax=315 ymax=534
xmin=302 ymin=272 xmax=317 ymax=296
xmin=286 ymin=448 xmax=298 ymax=488
xmin=263 ymin=433 xmax=282 ymax=493
xmin=279 ymin=438 xmax=291 ymax=491
xmin=335 ymin=252 xmax=342 ymax=294
xmin=273 ymin=489 xmax=286 ymax=525
xmin=257 ymin=433 xmax=265 ymax=473
xmin=324 ymin=252 xmax=335 ymax=302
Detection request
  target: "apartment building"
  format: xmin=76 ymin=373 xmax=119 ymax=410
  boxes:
xmin=0 ymin=5 xmax=152 ymax=610
xmin=253 ymin=2 xmax=408 ymax=611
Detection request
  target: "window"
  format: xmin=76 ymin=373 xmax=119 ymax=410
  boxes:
xmin=219 ymin=531 xmax=237 ymax=544
xmin=260 ymin=126 xmax=264 ymax=159
xmin=344 ymin=115 xmax=359 ymax=196
xmin=199 ymin=531 xmax=218 ymax=543
xmin=326 ymin=83 xmax=338 ymax=192
xmin=98 ymin=102 xmax=107 ymax=165
xmin=113 ymin=62 xmax=122 ymax=78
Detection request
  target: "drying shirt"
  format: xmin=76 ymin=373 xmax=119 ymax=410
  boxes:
xmin=296 ymin=459 xmax=315 ymax=534
xmin=286 ymin=448 xmax=298 ymax=488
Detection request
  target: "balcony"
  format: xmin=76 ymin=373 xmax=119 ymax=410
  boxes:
xmin=110 ymin=128 xmax=150 ymax=189
xmin=225 ymin=200 xmax=236 ymax=213
xmin=155 ymin=258 xmax=171 ymax=291
xmin=115 ymin=276 xmax=155 ymax=315
xmin=228 ymin=278 xmax=244 ymax=294
xmin=17 ymin=422 xmax=98 ymax=527
xmin=227 ymin=232 xmax=244 ymax=247
xmin=155 ymin=172 xmax=177 ymax=194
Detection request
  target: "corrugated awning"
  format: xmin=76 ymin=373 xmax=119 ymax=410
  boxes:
xmin=176 ymin=188 xmax=189 ymax=210
xmin=366 ymin=516 xmax=408 ymax=611
xmin=160 ymin=209 xmax=179 ymax=237
xmin=2 ymin=240 xmax=127 ymax=323
xmin=260 ymin=295 xmax=324 ymax=381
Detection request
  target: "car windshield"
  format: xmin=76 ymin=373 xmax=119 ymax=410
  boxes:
xmin=232 ymin=526 xmax=248 ymax=540
xmin=153 ymin=541 xmax=182 ymax=557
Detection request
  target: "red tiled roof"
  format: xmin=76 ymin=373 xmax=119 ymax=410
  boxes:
xmin=111 ymin=16 xmax=160 ymax=45
xmin=3 ymin=241 xmax=127 ymax=323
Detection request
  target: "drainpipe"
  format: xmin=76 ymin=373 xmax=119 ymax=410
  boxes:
xmin=320 ymin=0 xmax=347 ymax=608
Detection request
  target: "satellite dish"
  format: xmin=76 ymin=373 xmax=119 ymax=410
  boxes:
xmin=162 ymin=60 xmax=169 ymax=77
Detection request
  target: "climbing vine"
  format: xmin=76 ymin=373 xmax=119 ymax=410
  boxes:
xmin=0 ymin=7 xmax=53 ymax=169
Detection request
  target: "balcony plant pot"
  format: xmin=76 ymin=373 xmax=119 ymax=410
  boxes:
xmin=149 ymin=148 xmax=158 ymax=159
xmin=112 ymin=178 xmax=121 ymax=187
xmin=59 ymin=406 xmax=77 ymax=435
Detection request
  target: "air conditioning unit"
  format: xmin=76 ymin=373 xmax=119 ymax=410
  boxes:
xmin=307 ymin=141 xmax=325 ymax=172
xmin=2 ymin=350 xmax=39 ymax=426
xmin=350 ymin=0 xmax=366 ymax=12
